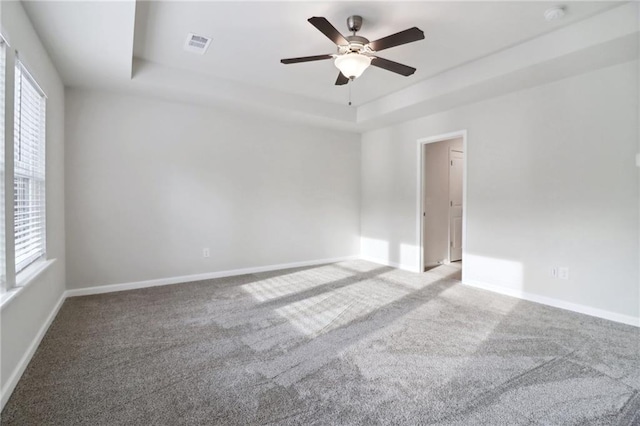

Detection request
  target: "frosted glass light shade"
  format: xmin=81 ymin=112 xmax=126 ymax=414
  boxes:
xmin=334 ymin=53 xmax=372 ymax=79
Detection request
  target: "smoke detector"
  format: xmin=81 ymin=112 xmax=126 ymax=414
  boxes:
xmin=544 ymin=6 xmax=566 ymax=22
xmin=184 ymin=33 xmax=212 ymax=54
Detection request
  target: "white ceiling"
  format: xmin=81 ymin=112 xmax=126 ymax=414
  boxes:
xmin=19 ymin=1 xmax=635 ymax=130
xmin=132 ymin=1 xmax=620 ymax=106
xmin=22 ymin=0 xmax=136 ymax=86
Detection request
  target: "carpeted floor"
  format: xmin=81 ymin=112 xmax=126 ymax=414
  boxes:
xmin=1 ymin=260 xmax=639 ymax=425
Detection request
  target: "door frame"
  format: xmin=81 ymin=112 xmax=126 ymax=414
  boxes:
xmin=416 ymin=130 xmax=468 ymax=277
xmin=449 ymin=147 xmax=464 ymax=262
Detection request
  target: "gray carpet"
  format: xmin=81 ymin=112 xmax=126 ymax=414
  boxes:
xmin=1 ymin=260 xmax=639 ymax=425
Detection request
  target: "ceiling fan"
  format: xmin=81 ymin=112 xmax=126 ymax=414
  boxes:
xmin=281 ymin=15 xmax=425 ymax=85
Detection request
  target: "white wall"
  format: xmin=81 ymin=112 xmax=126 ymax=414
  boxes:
xmin=0 ymin=0 xmax=66 ymax=401
xmin=65 ymin=89 xmax=361 ymax=289
xmin=361 ymin=60 xmax=639 ymax=322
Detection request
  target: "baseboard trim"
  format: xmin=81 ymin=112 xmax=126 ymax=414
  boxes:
xmin=359 ymin=255 xmax=419 ymax=273
xmin=463 ymin=279 xmax=640 ymax=328
xmin=0 ymin=291 xmax=67 ymax=410
xmin=66 ymin=256 xmax=360 ymax=298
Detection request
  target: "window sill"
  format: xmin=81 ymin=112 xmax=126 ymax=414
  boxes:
xmin=0 ymin=259 xmax=57 ymax=311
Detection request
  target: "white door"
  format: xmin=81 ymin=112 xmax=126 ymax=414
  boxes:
xmin=449 ymin=149 xmax=463 ymax=261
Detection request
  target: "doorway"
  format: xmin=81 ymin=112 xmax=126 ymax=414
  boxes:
xmin=416 ymin=131 xmax=467 ymax=274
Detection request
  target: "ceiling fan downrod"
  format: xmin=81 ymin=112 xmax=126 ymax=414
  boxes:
xmin=346 ymin=15 xmax=363 ymax=35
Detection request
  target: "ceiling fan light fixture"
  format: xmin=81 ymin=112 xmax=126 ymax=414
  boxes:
xmin=280 ymin=16 xmax=424 ymax=86
xmin=334 ymin=53 xmax=372 ymax=80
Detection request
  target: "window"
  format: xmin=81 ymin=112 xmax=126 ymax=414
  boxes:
xmin=14 ymin=60 xmax=46 ymax=274
xmin=0 ymin=39 xmax=5 ymax=287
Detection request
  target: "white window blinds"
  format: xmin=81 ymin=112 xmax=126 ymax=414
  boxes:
xmin=14 ymin=61 xmax=46 ymax=273
xmin=0 ymin=40 xmax=5 ymax=286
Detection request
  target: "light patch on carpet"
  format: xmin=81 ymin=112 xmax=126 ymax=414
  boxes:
xmin=276 ymin=280 xmax=410 ymax=336
xmin=241 ymin=266 xmax=354 ymax=302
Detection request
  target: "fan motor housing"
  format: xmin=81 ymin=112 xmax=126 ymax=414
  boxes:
xmin=345 ymin=35 xmax=370 ymax=52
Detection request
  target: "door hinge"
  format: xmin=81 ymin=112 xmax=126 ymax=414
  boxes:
xmin=450 ymin=240 xmax=454 ymax=247
xmin=451 ymin=160 xmax=453 ymax=166
xmin=450 ymin=201 xmax=453 ymax=206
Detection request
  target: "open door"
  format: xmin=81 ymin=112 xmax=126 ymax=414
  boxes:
xmin=418 ymin=131 xmax=466 ymax=273
xmin=449 ymin=149 xmax=463 ymax=262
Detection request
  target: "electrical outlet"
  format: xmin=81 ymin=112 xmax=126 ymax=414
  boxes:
xmin=203 ymin=248 xmax=210 ymax=258
xmin=558 ymin=267 xmax=569 ymax=280
xmin=552 ymin=266 xmax=569 ymax=280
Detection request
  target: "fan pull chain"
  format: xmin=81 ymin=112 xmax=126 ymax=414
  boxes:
xmin=348 ymin=83 xmax=352 ymax=106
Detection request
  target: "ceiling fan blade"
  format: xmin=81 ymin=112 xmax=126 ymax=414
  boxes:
xmin=369 ymin=27 xmax=425 ymax=52
xmin=281 ymin=54 xmax=334 ymax=64
xmin=308 ymin=17 xmax=349 ymax=46
xmin=335 ymin=72 xmax=349 ymax=85
xmin=371 ymin=56 xmax=416 ymax=76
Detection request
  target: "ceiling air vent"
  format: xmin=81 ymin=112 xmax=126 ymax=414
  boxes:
xmin=184 ymin=33 xmax=212 ymax=55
